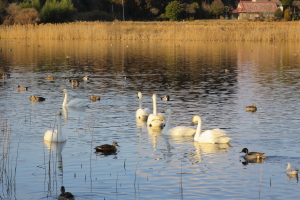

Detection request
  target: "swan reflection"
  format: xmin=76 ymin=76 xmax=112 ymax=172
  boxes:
xmin=287 ymin=173 xmax=299 ymax=183
xmin=136 ymin=117 xmax=147 ymax=133
xmin=44 ymin=141 xmax=66 ymax=173
xmin=193 ymin=142 xmax=231 ymax=163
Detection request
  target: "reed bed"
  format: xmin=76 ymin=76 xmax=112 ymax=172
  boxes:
xmin=1 ymin=21 xmax=300 ymax=42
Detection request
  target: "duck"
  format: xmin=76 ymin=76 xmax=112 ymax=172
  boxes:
xmin=90 ymin=95 xmax=100 ymax=102
xmin=240 ymin=148 xmax=266 ymax=160
xmin=58 ymin=186 xmax=74 ymax=200
xmin=83 ymin=76 xmax=90 ymax=81
xmin=45 ymin=75 xmax=53 ymax=80
xmin=286 ymin=163 xmax=299 ymax=175
xmin=71 ymin=80 xmax=79 ymax=87
xmin=44 ymin=112 xmax=67 ymax=142
xmin=94 ymin=142 xmax=119 ymax=153
xmin=147 ymin=94 xmax=165 ymax=128
xmin=61 ymin=89 xmax=89 ymax=107
xmin=192 ymin=115 xmax=232 ymax=143
xmin=136 ymin=92 xmax=151 ymax=120
xmin=29 ymin=95 xmax=46 ymax=102
xmin=245 ymin=105 xmax=257 ymax=112
xmin=18 ymin=85 xmax=28 ymax=91
xmin=161 ymin=95 xmax=170 ymax=101
xmin=2 ymin=73 xmax=10 ymax=79
xmin=162 ymin=109 xmax=196 ymax=136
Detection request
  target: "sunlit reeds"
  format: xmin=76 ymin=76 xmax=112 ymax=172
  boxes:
xmin=0 ymin=21 xmax=300 ymax=42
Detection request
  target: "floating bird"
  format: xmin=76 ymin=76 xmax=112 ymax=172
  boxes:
xmin=44 ymin=112 xmax=67 ymax=142
xmin=45 ymin=75 xmax=53 ymax=80
xmin=286 ymin=163 xmax=299 ymax=175
xmin=58 ymin=186 xmax=74 ymax=200
xmin=29 ymin=95 xmax=46 ymax=102
xmin=136 ymin=92 xmax=150 ymax=120
xmin=2 ymin=73 xmax=10 ymax=79
xmin=192 ymin=115 xmax=232 ymax=143
xmin=71 ymin=80 xmax=79 ymax=87
xmin=162 ymin=109 xmax=196 ymax=136
xmin=147 ymin=94 xmax=165 ymax=128
xmin=61 ymin=89 xmax=89 ymax=107
xmin=18 ymin=85 xmax=28 ymax=91
xmin=245 ymin=105 xmax=257 ymax=112
xmin=83 ymin=76 xmax=90 ymax=81
xmin=94 ymin=142 xmax=119 ymax=154
xmin=240 ymin=148 xmax=266 ymax=160
xmin=161 ymin=95 xmax=170 ymax=101
xmin=90 ymin=95 xmax=100 ymax=102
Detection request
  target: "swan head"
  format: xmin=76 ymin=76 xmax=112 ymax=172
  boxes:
xmin=191 ymin=115 xmax=201 ymax=125
xmin=61 ymin=89 xmax=67 ymax=93
xmin=240 ymin=148 xmax=249 ymax=154
xmin=152 ymin=93 xmax=157 ymax=100
xmin=163 ymin=109 xmax=171 ymax=115
xmin=57 ymin=111 xmax=62 ymax=116
xmin=138 ymin=92 xmax=142 ymax=99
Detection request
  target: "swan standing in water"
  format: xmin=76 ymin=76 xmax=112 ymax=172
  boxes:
xmin=44 ymin=112 xmax=67 ymax=142
xmin=61 ymin=89 xmax=89 ymax=107
xmin=136 ymin=92 xmax=150 ymax=120
xmin=162 ymin=109 xmax=196 ymax=136
xmin=192 ymin=115 xmax=232 ymax=143
xmin=147 ymin=94 xmax=165 ymax=128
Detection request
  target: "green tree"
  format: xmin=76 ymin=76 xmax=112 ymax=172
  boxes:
xmin=165 ymin=1 xmax=181 ymax=21
xmin=40 ymin=0 xmax=73 ymax=23
xmin=210 ymin=0 xmax=224 ymax=18
xmin=274 ymin=8 xmax=283 ymax=18
xmin=284 ymin=7 xmax=291 ymax=20
xmin=19 ymin=0 xmax=41 ymax=12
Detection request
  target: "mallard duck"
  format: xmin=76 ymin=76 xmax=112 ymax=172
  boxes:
xmin=83 ymin=76 xmax=90 ymax=81
xmin=29 ymin=95 xmax=46 ymax=102
xmin=245 ymin=105 xmax=257 ymax=112
xmin=90 ymin=95 xmax=100 ymax=102
xmin=71 ymin=80 xmax=79 ymax=87
xmin=286 ymin=163 xmax=299 ymax=175
xmin=58 ymin=186 xmax=74 ymax=200
xmin=240 ymin=148 xmax=266 ymax=160
xmin=18 ymin=85 xmax=28 ymax=91
xmin=192 ymin=115 xmax=232 ymax=143
xmin=94 ymin=142 xmax=119 ymax=153
xmin=161 ymin=95 xmax=170 ymax=101
xmin=2 ymin=73 xmax=10 ymax=79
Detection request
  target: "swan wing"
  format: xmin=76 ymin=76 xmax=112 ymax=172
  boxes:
xmin=136 ymin=108 xmax=151 ymax=119
xmin=67 ymin=98 xmax=89 ymax=107
xmin=147 ymin=114 xmax=165 ymax=127
xmin=166 ymin=126 xmax=196 ymax=136
xmin=198 ymin=129 xmax=228 ymax=143
xmin=44 ymin=130 xmax=58 ymax=141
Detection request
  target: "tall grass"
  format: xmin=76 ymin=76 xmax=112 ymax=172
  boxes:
xmin=0 ymin=21 xmax=300 ymax=42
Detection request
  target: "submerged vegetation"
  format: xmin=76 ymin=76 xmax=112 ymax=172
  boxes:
xmin=0 ymin=21 xmax=300 ymax=42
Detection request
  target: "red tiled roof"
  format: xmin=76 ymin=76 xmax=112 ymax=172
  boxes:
xmin=232 ymin=1 xmax=278 ymax=13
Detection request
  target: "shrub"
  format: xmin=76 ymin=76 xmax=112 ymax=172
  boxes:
xmin=19 ymin=0 xmax=41 ymax=12
xmin=284 ymin=8 xmax=291 ymax=21
xmin=274 ymin=8 xmax=283 ymax=19
xmin=14 ymin=8 xmax=40 ymax=24
xmin=3 ymin=3 xmax=21 ymax=25
xmin=165 ymin=1 xmax=181 ymax=21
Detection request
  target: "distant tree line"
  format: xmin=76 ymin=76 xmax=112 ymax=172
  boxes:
xmin=0 ymin=0 xmax=299 ymax=24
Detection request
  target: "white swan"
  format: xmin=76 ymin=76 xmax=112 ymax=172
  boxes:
xmin=136 ymin=92 xmax=151 ymax=120
xmin=61 ymin=89 xmax=89 ymax=107
xmin=192 ymin=115 xmax=232 ymax=143
xmin=162 ymin=109 xmax=196 ymax=136
xmin=44 ymin=112 xmax=67 ymax=142
xmin=147 ymin=94 xmax=165 ymax=128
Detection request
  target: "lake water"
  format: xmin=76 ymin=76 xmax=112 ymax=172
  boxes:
xmin=1 ymin=39 xmax=300 ymax=199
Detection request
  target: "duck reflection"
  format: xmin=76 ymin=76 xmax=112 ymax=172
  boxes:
xmin=44 ymin=141 xmax=66 ymax=173
xmin=287 ymin=173 xmax=299 ymax=183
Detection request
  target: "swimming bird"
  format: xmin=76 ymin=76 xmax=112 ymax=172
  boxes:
xmin=29 ymin=95 xmax=46 ymax=102
xmin=18 ymin=85 xmax=28 ymax=91
xmin=147 ymin=94 xmax=165 ymax=128
xmin=71 ymin=80 xmax=79 ymax=87
xmin=2 ymin=73 xmax=10 ymax=79
xmin=162 ymin=109 xmax=196 ymax=136
xmin=240 ymin=148 xmax=266 ymax=160
xmin=44 ymin=112 xmax=67 ymax=142
xmin=45 ymin=75 xmax=53 ymax=80
xmin=286 ymin=163 xmax=299 ymax=175
xmin=61 ymin=89 xmax=89 ymax=107
xmin=83 ymin=76 xmax=90 ymax=81
xmin=161 ymin=95 xmax=170 ymax=101
xmin=245 ymin=105 xmax=257 ymax=112
xmin=192 ymin=115 xmax=232 ymax=143
xmin=58 ymin=186 xmax=74 ymax=200
xmin=136 ymin=92 xmax=151 ymax=120
xmin=90 ymin=95 xmax=100 ymax=102
xmin=94 ymin=142 xmax=119 ymax=153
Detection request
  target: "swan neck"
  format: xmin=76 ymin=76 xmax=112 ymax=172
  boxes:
xmin=194 ymin=117 xmax=202 ymax=141
xmin=62 ymin=92 xmax=68 ymax=107
xmin=139 ymin=96 xmax=142 ymax=109
xmin=153 ymin=95 xmax=157 ymax=115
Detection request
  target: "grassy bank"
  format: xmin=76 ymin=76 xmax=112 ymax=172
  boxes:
xmin=1 ymin=21 xmax=300 ymax=42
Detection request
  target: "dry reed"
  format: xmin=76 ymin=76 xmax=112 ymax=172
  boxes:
xmin=1 ymin=21 xmax=300 ymax=42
